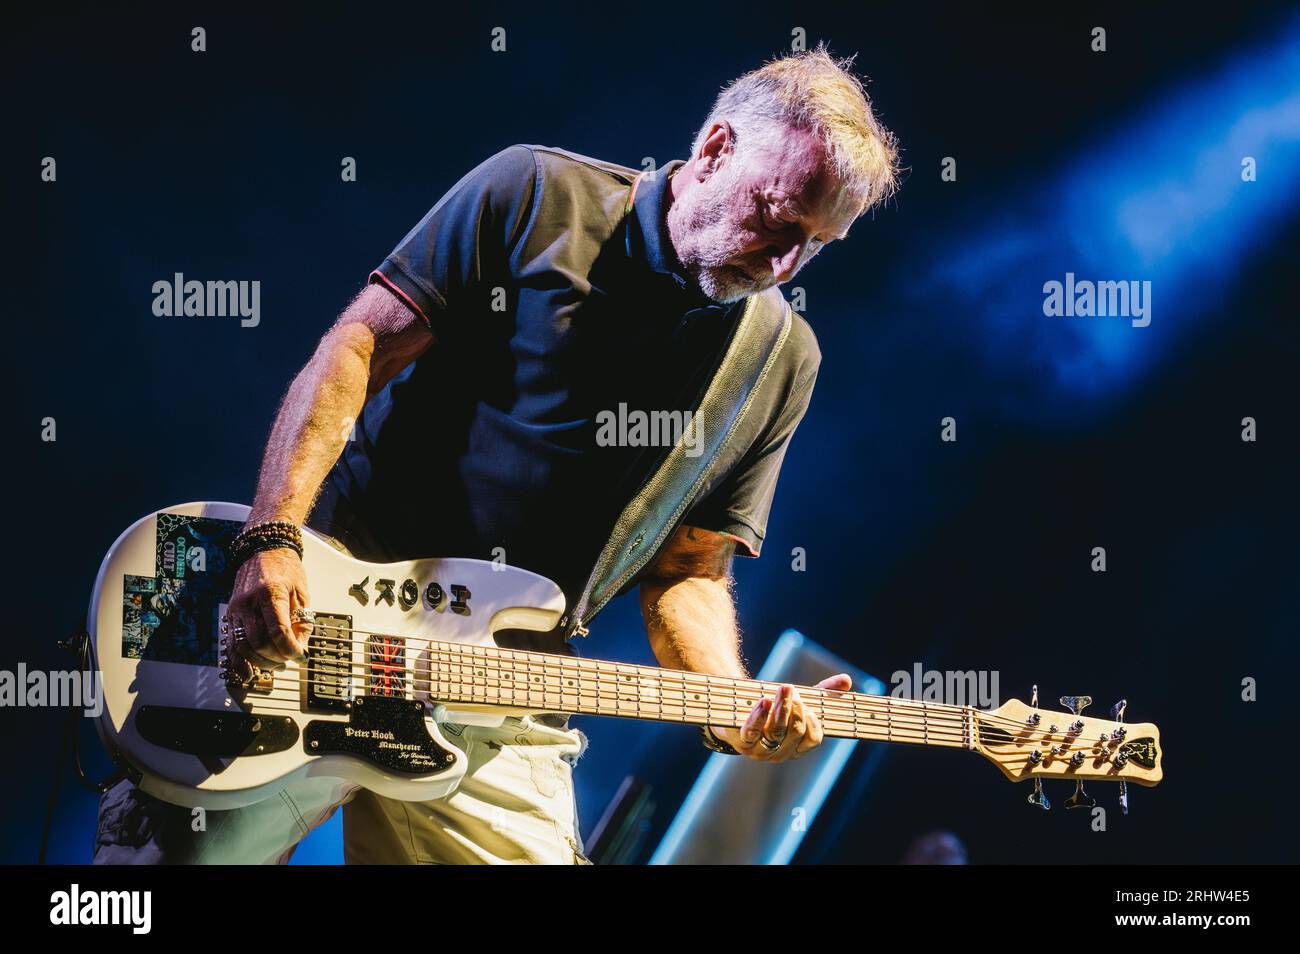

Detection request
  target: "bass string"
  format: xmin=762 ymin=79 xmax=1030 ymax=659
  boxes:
xmin=243 ymin=682 xmax=967 ymax=734
xmin=227 ymin=692 xmax=1112 ymax=760
xmin=243 ymin=662 xmax=971 ymax=734
xmin=225 ymin=622 xmax=1105 ymax=739
xmin=262 ymin=662 xmax=1045 ymax=739
xmin=233 ymin=695 xmax=971 ymax=746
xmin=231 ymin=666 xmax=1098 ymax=751
xmin=270 ymin=623 xmax=1045 ymax=734
xmin=225 ymin=669 xmax=1110 ymax=753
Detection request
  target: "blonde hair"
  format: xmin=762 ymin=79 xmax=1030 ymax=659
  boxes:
xmin=691 ymin=43 xmax=900 ymax=213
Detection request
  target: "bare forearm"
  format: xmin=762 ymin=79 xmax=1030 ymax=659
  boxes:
xmin=248 ymin=284 xmax=431 ymax=526
xmin=247 ymin=329 xmax=372 ymax=525
xmin=641 ymin=576 xmax=746 ymax=679
xmin=637 ymin=524 xmax=841 ymax=764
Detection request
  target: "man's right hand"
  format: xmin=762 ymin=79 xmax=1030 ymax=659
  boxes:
xmin=226 ymin=547 xmax=313 ymax=670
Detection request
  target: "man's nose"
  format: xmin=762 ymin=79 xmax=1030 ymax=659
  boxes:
xmin=769 ymin=241 xmax=805 ymax=284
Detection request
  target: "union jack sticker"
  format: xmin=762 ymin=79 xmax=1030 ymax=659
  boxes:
xmin=367 ymin=635 xmax=407 ymax=697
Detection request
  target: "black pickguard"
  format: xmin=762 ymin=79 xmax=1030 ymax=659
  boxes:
xmin=136 ymin=705 xmax=298 ymax=758
xmin=303 ymin=696 xmax=456 ymax=775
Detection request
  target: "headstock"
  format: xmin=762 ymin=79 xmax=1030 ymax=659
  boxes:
xmin=975 ymin=686 xmax=1162 ymax=812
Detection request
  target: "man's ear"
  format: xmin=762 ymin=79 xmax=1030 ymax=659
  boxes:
xmin=695 ymin=121 xmax=735 ymax=180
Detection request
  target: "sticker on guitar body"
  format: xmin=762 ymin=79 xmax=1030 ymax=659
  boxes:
xmin=120 ymin=513 xmax=242 ymax=663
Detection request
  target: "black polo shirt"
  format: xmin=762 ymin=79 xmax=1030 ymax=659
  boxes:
xmin=309 ymin=145 xmax=820 ymax=651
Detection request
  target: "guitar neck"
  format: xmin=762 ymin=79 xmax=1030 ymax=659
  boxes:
xmin=421 ymin=641 xmax=975 ymax=750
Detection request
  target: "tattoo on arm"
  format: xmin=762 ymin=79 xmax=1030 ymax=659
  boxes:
xmin=641 ymin=525 xmax=736 ymax=582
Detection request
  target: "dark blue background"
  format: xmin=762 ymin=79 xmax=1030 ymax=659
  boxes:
xmin=6 ymin=2 xmax=1297 ymax=864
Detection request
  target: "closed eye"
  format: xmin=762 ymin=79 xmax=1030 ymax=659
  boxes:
xmin=760 ymin=198 xmax=828 ymax=248
xmin=759 ymin=201 xmax=789 ymax=233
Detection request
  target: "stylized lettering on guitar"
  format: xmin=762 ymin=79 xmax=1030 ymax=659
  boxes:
xmin=346 ymin=576 xmax=470 ymax=615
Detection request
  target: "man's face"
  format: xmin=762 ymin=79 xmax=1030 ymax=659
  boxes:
xmin=667 ymin=125 xmax=862 ymax=303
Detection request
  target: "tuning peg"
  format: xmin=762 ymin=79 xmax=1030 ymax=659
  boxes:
xmin=1112 ymin=699 xmax=1130 ymax=815
xmin=1061 ymin=699 xmax=1098 ymax=810
xmin=1064 ymin=780 xmax=1096 ymax=810
xmin=1027 ymin=777 xmax=1050 ymax=810
xmin=1025 ymin=684 xmax=1044 ymax=725
xmin=1109 ymin=698 xmax=1128 ymax=741
xmin=1059 ymin=695 xmax=1092 ymax=716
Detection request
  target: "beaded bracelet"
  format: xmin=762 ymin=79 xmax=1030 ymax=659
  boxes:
xmin=232 ymin=522 xmax=303 ymax=553
xmin=230 ymin=520 xmax=304 ymax=569
xmin=232 ymin=521 xmax=301 ymax=546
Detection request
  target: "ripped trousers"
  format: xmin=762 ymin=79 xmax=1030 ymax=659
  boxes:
xmin=93 ymin=712 xmax=591 ymax=865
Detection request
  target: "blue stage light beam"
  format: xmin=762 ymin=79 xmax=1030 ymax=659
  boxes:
xmin=649 ymin=630 xmax=885 ymax=865
xmin=923 ymin=15 xmax=1300 ymax=410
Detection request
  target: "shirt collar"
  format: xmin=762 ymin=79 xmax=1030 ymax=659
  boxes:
xmin=627 ymin=159 xmax=718 ymax=307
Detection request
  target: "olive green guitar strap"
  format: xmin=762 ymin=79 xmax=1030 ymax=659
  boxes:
xmin=561 ymin=286 xmax=793 ymax=642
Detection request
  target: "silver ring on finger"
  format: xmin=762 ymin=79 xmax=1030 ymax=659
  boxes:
xmin=758 ymin=735 xmax=781 ymax=751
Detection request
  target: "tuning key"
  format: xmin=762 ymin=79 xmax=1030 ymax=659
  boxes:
xmin=1112 ymin=699 xmax=1130 ymax=815
xmin=1025 ymin=684 xmax=1044 ymax=725
xmin=1062 ymin=696 xmax=1097 ymax=809
xmin=1064 ymin=780 xmax=1096 ymax=810
xmin=1027 ymin=777 xmax=1050 ymax=810
xmin=1060 ymin=695 xmax=1092 ymax=716
xmin=1025 ymin=694 xmax=1048 ymax=812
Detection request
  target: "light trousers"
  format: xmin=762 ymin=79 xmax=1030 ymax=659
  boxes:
xmin=93 ymin=712 xmax=591 ymax=865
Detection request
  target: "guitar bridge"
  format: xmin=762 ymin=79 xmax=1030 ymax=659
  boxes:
xmin=218 ymin=613 xmax=279 ymax=694
xmin=218 ymin=650 xmax=275 ymax=693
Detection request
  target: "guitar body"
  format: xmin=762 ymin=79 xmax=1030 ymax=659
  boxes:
xmin=89 ymin=504 xmax=1164 ymax=815
xmin=89 ymin=502 xmax=567 ymax=810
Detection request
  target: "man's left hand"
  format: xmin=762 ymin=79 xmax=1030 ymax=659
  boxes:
xmin=710 ymin=673 xmax=853 ymax=763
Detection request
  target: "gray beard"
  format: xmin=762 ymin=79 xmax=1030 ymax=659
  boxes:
xmin=667 ymin=179 xmax=760 ymax=303
xmin=694 ymin=265 xmax=758 ymax=303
